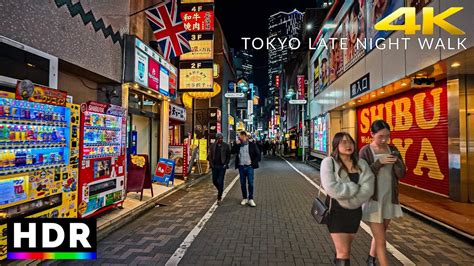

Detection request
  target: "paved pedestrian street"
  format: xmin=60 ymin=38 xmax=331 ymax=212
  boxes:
xmin=51 ymin=157 xmax=473 ymax=265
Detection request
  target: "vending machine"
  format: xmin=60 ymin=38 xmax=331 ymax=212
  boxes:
xmin=0 ymin=97 xmax=80 ymax=260
xmin=78 ymin=101 xmax=127 ymax=218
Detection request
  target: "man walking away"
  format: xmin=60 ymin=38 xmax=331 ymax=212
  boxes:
xmin=208 ymin=133 xmax=231 ymax=205
xmin=232 ymin=131 xmax=261 ymax=207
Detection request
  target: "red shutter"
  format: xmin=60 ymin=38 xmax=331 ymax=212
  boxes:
xmin=356 ymin=80 xmax=449 ymax=196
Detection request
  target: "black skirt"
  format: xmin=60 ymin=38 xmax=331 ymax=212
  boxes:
xmin=326 ymin=198 xmax=362 ymax=233
xmin=326 ymin=172 xmax=362 ymax=234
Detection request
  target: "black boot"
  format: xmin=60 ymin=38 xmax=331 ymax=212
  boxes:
xmin=367 ymin=255 xmax=377 ymax=266
xmin=335 ymin=258 xmax=350 ymax=266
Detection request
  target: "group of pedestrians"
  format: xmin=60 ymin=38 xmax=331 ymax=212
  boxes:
xmin=320 ymin=120 xmax=406 ymax=266
xmin=207 ymin=131 xmax=261 ymax=207
xmin=207 ymin=119 xmax=405 ymax=266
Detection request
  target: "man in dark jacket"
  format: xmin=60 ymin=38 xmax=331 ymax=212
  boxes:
xmin=231 ymin=131 xmax=261 ymax=207
xmin=208 ymin=133 xmax=231 ymax=205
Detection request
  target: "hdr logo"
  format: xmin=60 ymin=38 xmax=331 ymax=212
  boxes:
xmin=7 ymin=219 xmax=97 ymax=260
xmin=375 ymin=7 xmax=465 ymax=35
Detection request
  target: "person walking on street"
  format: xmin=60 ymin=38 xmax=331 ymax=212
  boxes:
xmin=320 ymin=132 xmax=375 ymax=266
xmin=359 ymin=120 xmax=406 ymax=266
xmin=232 ymin=131 xmax=261 ymax=207
xmin=207 ymin=133 xmax=231 ymax=205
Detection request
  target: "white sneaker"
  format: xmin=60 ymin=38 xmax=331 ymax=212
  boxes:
xmin=248 ymin=199 xmax=256 ymax=207
xmin=240 ymin=199 xmax=248 ymax=206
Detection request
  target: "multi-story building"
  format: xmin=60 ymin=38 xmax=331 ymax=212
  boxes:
xmin=267 ymin=9 xmax=304 ymax=88
xmin=266 ymin=9 xmax=303 ymax=140
xmin=234 ymin=49 xmax=255 ymax=82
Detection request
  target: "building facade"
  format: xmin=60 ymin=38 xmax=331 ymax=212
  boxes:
xmin=307 ymin=0 xmax=474 ymax=207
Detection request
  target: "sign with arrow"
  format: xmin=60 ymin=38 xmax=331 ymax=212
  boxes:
xmin=289 ymin=99 xmax=307 ymax=105
xmin=225 ymin=92 xmax=245 ymax=98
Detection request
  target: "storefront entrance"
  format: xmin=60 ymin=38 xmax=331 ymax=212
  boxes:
xmin=128 ymin=91 xmax=161 ymax=174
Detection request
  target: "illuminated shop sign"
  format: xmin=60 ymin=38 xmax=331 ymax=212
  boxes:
xmin=357 ymin=81 xmax=448 ymax=195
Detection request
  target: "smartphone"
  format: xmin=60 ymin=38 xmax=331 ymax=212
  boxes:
xmin=391 ymin=150 xmax=400 ymax=157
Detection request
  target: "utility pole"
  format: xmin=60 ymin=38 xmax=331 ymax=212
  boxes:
xmin=227 ymin=98 xmax=231 ymax=142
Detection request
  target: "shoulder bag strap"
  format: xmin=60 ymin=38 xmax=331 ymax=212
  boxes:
xmin=318 ymin=157 xmax=334 ymax=211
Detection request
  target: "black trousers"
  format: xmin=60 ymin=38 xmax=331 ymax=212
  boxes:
xmin=211 ymin=165 xmax=226 ymax=200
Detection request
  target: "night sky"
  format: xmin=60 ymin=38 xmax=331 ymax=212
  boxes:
xmin=215 ymin=0 xmax=318 ymax=95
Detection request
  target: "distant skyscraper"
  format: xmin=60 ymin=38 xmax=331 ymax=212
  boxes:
xmin=234 ymin=49 xmax=254 ymax=82
xmin=267 ymin=9 xmax=304 ymax=87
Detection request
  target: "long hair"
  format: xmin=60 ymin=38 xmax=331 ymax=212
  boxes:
xmin=330 ymin=132 xmax=360 ymax=175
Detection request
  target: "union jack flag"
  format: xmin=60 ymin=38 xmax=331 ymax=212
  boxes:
xmin=145 ymin=0 xmax=191 ymax=60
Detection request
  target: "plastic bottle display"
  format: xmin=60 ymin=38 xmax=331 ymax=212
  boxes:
xmin=0 ymin=98 xmax=69 ymax=171
xmin=0 ymin=125 xmax=66 ymax=144
xmin=83 ymin=112 xmax=121 ymax=158
xmin=0 ymin=148 xmax=65 ymax=169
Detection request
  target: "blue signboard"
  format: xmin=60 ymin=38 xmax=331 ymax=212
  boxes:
xmin=152 ymin=158 xmax=175 ymax=187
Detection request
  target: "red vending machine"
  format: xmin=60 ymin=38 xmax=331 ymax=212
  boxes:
xmin=78 ymin=101 xmax=127 ymax=218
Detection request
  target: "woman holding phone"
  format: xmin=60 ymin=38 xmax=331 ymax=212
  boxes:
xmin=359 ymin=120 xmax=406 ymax=266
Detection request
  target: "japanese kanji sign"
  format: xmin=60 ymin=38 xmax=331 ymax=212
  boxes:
xmin=179 ymin=61 xmax=214 ymax=92
xmin=180 ymin=33 xmax=214 ymax=60
xmin=180 ymin=4 xmax=214 ymax=32
xmin=169 ymin=103 xmax=186 ymax=122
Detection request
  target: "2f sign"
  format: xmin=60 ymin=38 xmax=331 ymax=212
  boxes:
xmin=7 ymin=219 xmax=97 ymax=260
xmin=375 ymin=7 xmax=464 ymax=35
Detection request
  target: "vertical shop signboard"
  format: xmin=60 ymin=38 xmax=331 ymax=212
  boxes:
xmin=148 ymin=58 xmax=160 ymax=92
xmin=208 ymin=107 xmax=221 ymax=143
xmin=179 ymin=1 xmax=215 ymax=93
xmin=159 ymin=65 xmax=170 ymax=96
xmin=312 ymin=114 xmax=328 ymax=155
xmin=296 ymin=75 xmax=305 ymax=100
xmin=356 ymin=81 xmax=449 ymax=195
xmin=169 ymin=72 xmax=177 ymax=99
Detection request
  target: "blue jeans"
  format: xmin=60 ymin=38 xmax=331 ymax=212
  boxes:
xmin=211 ymin=165 xmax=226 ymax=200
xmin=238 ymin=166 xmax=254 ymax=200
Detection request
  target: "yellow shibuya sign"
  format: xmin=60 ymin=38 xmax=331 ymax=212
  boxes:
xmin=375 ymin=7 xmax=464 ymax=35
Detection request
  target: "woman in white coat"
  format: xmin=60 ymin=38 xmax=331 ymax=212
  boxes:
xmin=320 ymin=132 xmax=375 ymax=265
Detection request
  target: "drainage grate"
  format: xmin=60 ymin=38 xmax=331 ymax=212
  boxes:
xmin=156 ymin=189 xmax=189 ymax=206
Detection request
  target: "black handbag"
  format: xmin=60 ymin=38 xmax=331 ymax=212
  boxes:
xmin=311 ymin=159 xmax=334 ymax=224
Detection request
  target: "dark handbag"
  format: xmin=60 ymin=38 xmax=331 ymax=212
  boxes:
xmin=311 ymin=158 xmax=334 ymax=224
